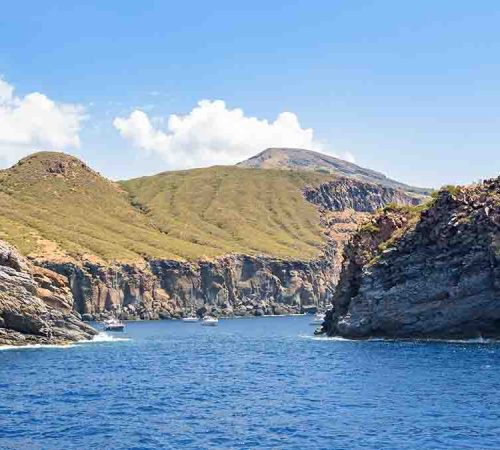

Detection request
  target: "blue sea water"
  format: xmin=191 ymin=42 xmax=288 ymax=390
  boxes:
xmin=1 ymin=316 xmax=500 ymax=450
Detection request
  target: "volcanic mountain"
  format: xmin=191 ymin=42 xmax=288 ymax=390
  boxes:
xmin=238 ymin=147 xmax=430 ymax=196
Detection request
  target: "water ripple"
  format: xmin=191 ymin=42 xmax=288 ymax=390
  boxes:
xmin=1 ymin=316 xmax=500 ymax=449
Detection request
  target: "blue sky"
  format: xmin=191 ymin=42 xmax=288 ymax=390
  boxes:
xmin=1 ymin=0 xmax=499 ymax=187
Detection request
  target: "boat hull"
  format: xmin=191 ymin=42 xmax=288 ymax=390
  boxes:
xmin=104 ymin=325 xmax=125 ymax=332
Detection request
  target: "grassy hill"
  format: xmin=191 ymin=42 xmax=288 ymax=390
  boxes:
xmin=0 ymin=152 xmax=192 ymax=262
xmin=120 ymin=166 xmax=333 ymax=260
xmin=0 ymin=152 xmax=332 ymax=263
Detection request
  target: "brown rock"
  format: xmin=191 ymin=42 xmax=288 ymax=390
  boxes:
xmin=0 ymin=241 xmax=96 ymax=346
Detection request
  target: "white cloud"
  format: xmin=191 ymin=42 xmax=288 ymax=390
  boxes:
xmin=0 ymin=78 xmax=85 ymax=163
xmin=0 ymin=80 xmax=14 ymax=103
xmin=114 ymin=100 xmax=336 ymax=169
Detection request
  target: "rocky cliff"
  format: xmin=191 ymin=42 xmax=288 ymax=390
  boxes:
xmin=0 ymin=241 xmax=97 ymax=346
xmin=323 ymin=177 xmax=500 ymax=339
xmin=303 ymin=177 xmax=422 ymax=213
xmin=41 ymin=255 xmax=335 ymax=320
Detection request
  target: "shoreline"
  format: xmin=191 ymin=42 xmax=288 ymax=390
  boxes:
xmin=3 ymin=316 xmax=500 ymax=350
xmin=0 ymin=331 xmax=130 ymax=350
xmin=303 ymin=334 xmax=500 ymax=344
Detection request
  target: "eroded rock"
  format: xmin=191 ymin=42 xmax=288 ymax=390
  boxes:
xmin=324 ymin=177 xmax=500 ymax=339
xmin=0 ymin=241 xmax=96 ymax=346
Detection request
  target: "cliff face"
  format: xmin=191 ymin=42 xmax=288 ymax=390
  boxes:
xmin=324 ymin=177 xmax=500 ymax=339
xmin=42 ymin=255 xmax=335 ymax=320
xmin=303 ymin=178 xmax=422 ymax=213
xmin=0 ymin=241 xmax=97 ymax=346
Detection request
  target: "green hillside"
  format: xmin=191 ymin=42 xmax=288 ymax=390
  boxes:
xmin=0 ymin=152 xmax=332 ymax=262
xmin=121 ymin=166 xmax=333 ymax=260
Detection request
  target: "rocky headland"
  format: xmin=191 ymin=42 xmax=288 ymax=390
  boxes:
xmin=322 ymin=177 xmax=500 ymax=339
xmin=0 ymin=241 xmax=97 ymax=346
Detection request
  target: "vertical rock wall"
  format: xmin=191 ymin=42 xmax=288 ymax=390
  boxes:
xmin=324 ymin=177 xmax=500 ymax=339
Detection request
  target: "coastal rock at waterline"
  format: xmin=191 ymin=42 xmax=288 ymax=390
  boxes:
xmin=324 ymin=177 xmax=500 ymax=339
xmin=43 ymin=255 xmax=334 ymax=320
xmin=0 ymin=241 xmax=97 ymax=346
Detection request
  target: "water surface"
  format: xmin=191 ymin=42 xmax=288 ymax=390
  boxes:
xmin=1 ymin=316 xmax=499 ymax=449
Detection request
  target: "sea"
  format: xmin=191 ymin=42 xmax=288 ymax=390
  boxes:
xmin=1 ymin=315 xmax=499 ymax=449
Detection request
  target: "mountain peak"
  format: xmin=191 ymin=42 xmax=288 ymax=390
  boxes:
xmin=5 ymin=151 xmax=101 ymax=183
xmin=237 ymin=147 xmax=430 ymax=195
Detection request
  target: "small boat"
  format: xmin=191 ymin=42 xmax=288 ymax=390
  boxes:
xmin=103 ymin=317 xmax=125 ymax=332
xmin=182 ymin=316 xmax=199 ymax=323
xmin=310 ymin=313 xmax=325 ymax=326
xmin=201 ymin=316 xmax=219 ymax=326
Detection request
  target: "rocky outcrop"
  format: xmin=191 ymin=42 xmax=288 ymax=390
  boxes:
xmin=323 ymin=177 xmax=500 ymax=339
xmin=0 ymin=241 xmax=97 ymax=346
xmin=303 ymin=178 xmax=424 ymax=288
xmin=303 ymin=178 xmax=422 ymax=213
xmin=42 ymin=255 xmax=335 ymax=320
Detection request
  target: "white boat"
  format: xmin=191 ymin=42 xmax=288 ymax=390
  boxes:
xmin=182 ymin=316 xmax=199 ymax=323
xmin=310 ymin=313 xmax=325 ymax=325
xmin=201 ymin=316 xmax=219 ymax=326
xmin=103 ymin=317 xmax=125 ymax=332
